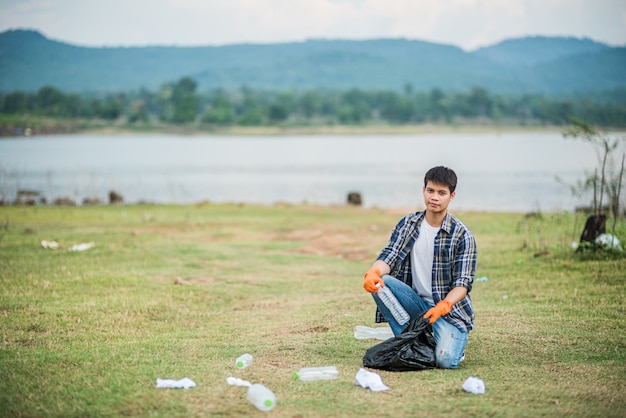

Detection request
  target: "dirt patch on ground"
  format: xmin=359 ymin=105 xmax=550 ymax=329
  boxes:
xmin=137 ymin=206 xmax=401 ymax=262
xmin=272 ymin=208 xmax=409 ymax=261
xmin=141 ymin=224 xmax=382 ymax=262
xmin=181 ymin=277 xmax=219 ymax=284
xmin=138 ymin=226 xmax=198 ymax=236
xmin=155 ymin=276 xmax=220 ymax=285
xmin=270 ymin=227 xmax=383 ymax=262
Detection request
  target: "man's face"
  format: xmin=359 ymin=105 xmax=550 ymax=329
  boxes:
xmin=422 ymin=181 xmax=455 ymax=214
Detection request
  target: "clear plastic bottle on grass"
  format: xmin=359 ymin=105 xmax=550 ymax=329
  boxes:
xmin=376 ymin=284 xmax=410 ymax=325
xmin=235 ymin=353 xmax=253 ymax=369
xmin=246 ymin=383 xmax=276 ymax=412
xmin=294 ymin=366 xmax=339 ymax=381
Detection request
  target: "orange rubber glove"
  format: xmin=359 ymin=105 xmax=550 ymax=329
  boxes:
xmin=423 ymin=300 xmax=452 ymax=324
xmin=363 ymin=267 xmax=384 ymax=293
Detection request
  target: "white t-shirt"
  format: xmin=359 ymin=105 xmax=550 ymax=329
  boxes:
xmin=411 ymin=219 xmax=440 ymax=305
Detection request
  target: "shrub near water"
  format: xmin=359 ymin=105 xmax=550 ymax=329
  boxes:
xmin=0 ymin=204 xmax=624 ymax=417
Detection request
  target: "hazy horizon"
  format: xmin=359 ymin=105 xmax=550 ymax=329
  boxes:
xmin=0 ymin=0 xmax=624 ymax=52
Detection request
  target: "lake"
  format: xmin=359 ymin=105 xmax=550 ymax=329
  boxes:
xmin=1 ymin=131 xmax=623 ymax=212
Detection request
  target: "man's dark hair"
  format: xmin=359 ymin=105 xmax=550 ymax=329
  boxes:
xmin=424 ymin=166 xmax=457 ymax=193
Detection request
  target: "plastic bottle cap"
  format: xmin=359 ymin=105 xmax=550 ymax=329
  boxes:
xmin=265 ymin=400 xmax=273 ymax=407
xmin=293 ymin=372 xmax=299 ymax=379
xmin=237 ymin=361 xmax=243 ymax=367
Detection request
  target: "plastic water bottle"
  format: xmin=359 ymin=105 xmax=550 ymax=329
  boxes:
xmin=235 ymin=353 xmax=253 ymax=369
xmin=294 ymin=366 xmax=339 ymax=381
xmin=376 ymin=284 xmax=410 ymax=325
xmin=354 ymin=325 xmax=394 ymax=340
xmin=246 ymin=383 xmax=276 ymax=412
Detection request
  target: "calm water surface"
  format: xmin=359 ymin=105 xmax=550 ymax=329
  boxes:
xmin=1 ymin=132 xmax=621 ymax=212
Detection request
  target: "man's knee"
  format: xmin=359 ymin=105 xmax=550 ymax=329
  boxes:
xmin=435 ymin=348 xmax=460 ymax=369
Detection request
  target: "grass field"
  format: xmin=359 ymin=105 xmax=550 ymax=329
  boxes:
xmin=0 ymin=203 xmax=624 ymax=417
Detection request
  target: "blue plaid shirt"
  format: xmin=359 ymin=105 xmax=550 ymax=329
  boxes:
xmin=376 ymin=210 xmax=477 ymax=333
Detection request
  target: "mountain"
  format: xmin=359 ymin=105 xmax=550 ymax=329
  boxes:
xmin=472 ymin=36 xmax=611 ymax=67
xmin=1 ymin=29 xmax=624 ymax=97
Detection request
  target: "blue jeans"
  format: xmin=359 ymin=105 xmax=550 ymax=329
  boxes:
xmin=371 ymin=275 xmax=468 ymax=369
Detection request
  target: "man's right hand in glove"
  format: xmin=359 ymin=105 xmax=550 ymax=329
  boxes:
xmin=363 ymin=266 xmax=384 ymax=293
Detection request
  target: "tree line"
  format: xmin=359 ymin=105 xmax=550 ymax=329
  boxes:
xmin=2 ymin=77 xmax=626 ymax=128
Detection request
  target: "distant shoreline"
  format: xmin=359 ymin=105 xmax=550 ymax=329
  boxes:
xmin=1 ymin=116 xmax=579 ymax=138
xmin=5 ymin=116 xmax=626 ymax=138
xmin=80 ymin=123 xmax=568 ymax=137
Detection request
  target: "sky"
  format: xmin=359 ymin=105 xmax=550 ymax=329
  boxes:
xmin=0 ymin=0 xmax=625 ymax=51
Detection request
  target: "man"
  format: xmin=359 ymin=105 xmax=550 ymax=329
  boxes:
xmin=363 ymin=166 xmax=477 ymax=369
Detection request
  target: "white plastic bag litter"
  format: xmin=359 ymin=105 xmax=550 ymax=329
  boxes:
xmin=156 ymin=377 xmax=196 ymax=389
xmin=462 ymin=376 xmax=485 ymax=394
xmin=41 ymin=240 xmax=60 ymax=249
xmin=595 ymin=234 xmax=623 ymax=250
xmin=355 ymin=368 xmax=389 ymax=392
xmin=226 ymin=377 xmax=252 ymax=387
xmin=68 ymin=242 xmax=95 ymax=252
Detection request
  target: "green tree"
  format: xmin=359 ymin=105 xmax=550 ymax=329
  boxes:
xmin=171 ymin=77 xmax=199 ymax=124
xmin=429 ymin=88 xmax=450 ymax=122
xmin=238 ymin=95 xmax=265 ymax=126
xmin=63 ymin=94 xmax=82 ymax=117
xmin=317 ymin=92 xmax=340 ymax=119
xmin=267 ymin=93 xmax=294 ymax=124
xmin=339 ymin=89 xmax=371 ymax=124
xmin=128 ymin=100 xmax=149 ymax=123
xmin=541 ymin=101 xmax=574 ymax=125
xmin=157 ymin=77 xmax=199 ymax=124
xmin=202 ymin=92 xmax=235 ymax=125
xmin=378 ymin=91 xmax=415 ymax=124
xmin=467 ymin=87 xmax=492 ymax=118
xmin=239 ymin=107 xmax=264 ymax=125
xmin=98 ymin=100 xmax=122 ymax=120
xmin=35 ymin=86 xmax=65 ymax=116
xmin=2 ymin=91 xmax=29 ymax=114
xmin=298 ymin=91 xmax=320 ymax=119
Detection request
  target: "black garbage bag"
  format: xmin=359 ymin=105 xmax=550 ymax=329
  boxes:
xmin=362 ymin=316 xmax=436 ymax=371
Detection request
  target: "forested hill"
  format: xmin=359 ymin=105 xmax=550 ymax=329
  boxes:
xmin=1 ymin=29 xmax=624 ymax=96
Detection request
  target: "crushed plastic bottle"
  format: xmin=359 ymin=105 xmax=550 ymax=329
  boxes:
xmin=236 ymin=353 xmax=253 ymax=369
xmin=354 ymin=325 xmax=394 ymax=340
xmin=376 ymin=284 xmax=410 ymax=325
xmin=246 ymin=383 xmax=276 ymax=411
xmin=294 ymin=366 xmax=339 ymax=381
